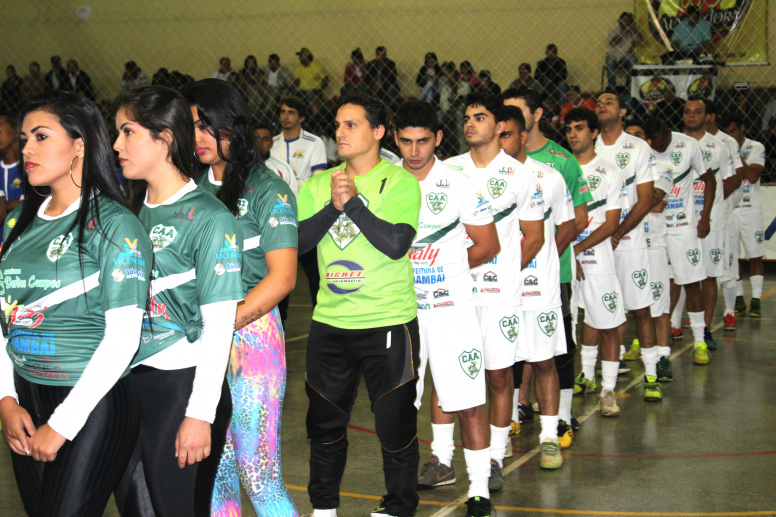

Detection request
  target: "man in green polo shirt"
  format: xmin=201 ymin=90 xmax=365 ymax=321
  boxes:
xmin=297 ymin=91 xmax=422 ymax=517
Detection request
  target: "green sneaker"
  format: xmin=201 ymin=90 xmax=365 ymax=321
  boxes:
xmin=749 ymin=298 xmax=761 ymax=318
xmin=540 ymin=438 xmax=563 ymax=469
xmin=644 ymin=375 xmax=662 ymax=401
xmin=573 ymin=372 xmax=596 ymax=395
xmin=656 ymin=356 xmax=673 ymax=382
xmin=734 ymin=295 xmax=746 ymax=314
xmin=623 ymin=339 xmax=641 ymax=360
xmin=693 ymin=342 xmax=710 ymax=365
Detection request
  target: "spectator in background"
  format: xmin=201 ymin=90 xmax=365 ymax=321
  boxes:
xmin=1 ymin=66 xmax=24 ymax=112
xmin=476 ymin=69 xmax=501 ymax=97
xmin=509 ymin=63 xmax=541 ymax=92
xmin=211 ymin=57 xmax=234 ymax=81
xmin=65 ymin=59 xmax=95 ymax=100
xmin=342 ymin=48 xmax=367 ymax=94
xmin=536 ymin=44 xmax=568 ymax=104
xmin=119 ymin=60 xmax=148 ymax=91
xmin=45 ymin=55 xmax=68 ymax=91
xmin=293 ymin=47 xmax=329 ymax=99
xmin=366 ymin=46 xmax=400 ymax=109
xmin=437 ymin=61 xmax=470 ymax=157
xmin=654 ymin=85 xmax=684 ymax=131
xmin=22 ymin=62 xmax=46 ymax=100
xmin=560 ymin=85 xmax=596 ymax=124
xmin=606 ymin=12 xmax=642 ymax=89
xmin=460 ymin=61 xmax=479 ymax=88
xmin=543 ymin=95 xmax=562 ymax=128
xmin=670 ymin=6 xmax=712 ymax=59
xmin=760 ymin=97 xmax=776 ymax=141
xmin=0 ymin=108 xmax=22 ymax=214
xmin=732 ymin=91 xmax=760 ymax=139
xmin=243 ymin=55 xmax=259 ymax=75
xmin=416 ymin=52 xmax=442 ymax=104
xmin=266 ymin=53 xmax=294 ymax=103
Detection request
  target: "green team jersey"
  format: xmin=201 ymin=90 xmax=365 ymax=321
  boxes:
xmin=297 ymin=159 xmax=421 ymax=329
xmin=134 ymin=183 xmax=245 ymax=365
xmin=1 ymin=198 xmax=152 ymax=386
xmin=198 ymin=165 xmax=298 ymax=293
xmin=527 ymin=139 xmax=593 ymax=283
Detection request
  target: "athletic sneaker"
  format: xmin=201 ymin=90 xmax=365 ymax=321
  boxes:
xmin=599 ymin=389 xmax=620 ymax=417
xmin=750 ymin=298 xmax=761 ymax=318
xmin=570 ymin=411 xmax=580 ymax=431
xmin=518 ymin=402 xmax=534 ymax=423
xmin=735 ymin=295 xmax=746 ymax=314
xmin=704 ymin=327 xmax=717 ymax=351
xmin=623 ymin=339 xmax=641 ymax=360
xmin=417 ymin=455 xmax=455 ymax=489
xmin=509 ymin=420 xmax=521 ymax=437
xmin=693 ymin=342 xmax=710 ymax=365
xmin=644 ymin=375 xmax=662 ymax=402
xmin=540 ymin=438 xmax=563 ymax=469
xmin=671 ymin=327 xmax=683 ymax=340
xmin=465 ymin=496 xmax=492 ymax=517
xmin=557 ymin=420 xmax=574 ymax=449
xmin=488 ymin=460 xmax=503 ymax=492
xmin=723 ymin=313 xmax=737 ymax=331
xmin=618 ymin=359 xmax=631 ymax=374
xmin=656 ymin=356 xmax=673 ymax=382
xmin=573 ymin=372 xmax=596 ymax=395
xmin=682 ymin=318 xmax=691 ymax=329
xmin=371 ymin=497 xmax=396 ymax=517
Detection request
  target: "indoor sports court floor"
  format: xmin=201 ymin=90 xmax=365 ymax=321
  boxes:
xmin=1 ymin=267 xmax=775 ymax=517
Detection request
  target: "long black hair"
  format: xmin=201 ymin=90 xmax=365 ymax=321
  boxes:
xmin=181 ymin=79 xmax=260 ymax=216
xmin=1 ymin=91 xmax=127 ymax=260
xmin=114 ymin=86 xmax=196 ymax=214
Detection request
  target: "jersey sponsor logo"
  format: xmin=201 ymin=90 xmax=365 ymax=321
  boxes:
xmin=6 ymin=218 xmax=16 ymax=228
xmin=525 ymin=259 xmax=538 ymax=269
xmin=214 ymin=263 xmax=241 ymax=275
xmin=28 ymin=358 xmax=68 ymax=379
xmin=433 ymin=288 xmax=449 ymax=299
xmin=710 ymin=248 xmax=722 ymax=265
xmin=292 ymin=149 xmax=305 ymax=158
xmin=537 ymin=312 xmax=557 ymax=337
xmin=582 ymin=248 xmax=595 ymax=256
xmin=498 ymin=166 xmax=515 ymax=175
xmin=687 ymin=248 xmax=701 ymax=266
xmin=586 ymin=175 xmax=601 ymax=191
xmin=603 ymin=292 xmax=618 ymax=313
xmin=481 ymin=287 xmax=500 ymax=293
xmin=115 ymin=239 xmax=145 ymax=268
xmin=419 ymin=222 xmax=442 ymax=231
xmin=651 ymin=281 xmax=664 ymax=301
xmin=483 ymin=271 xmax=498 ymax=282
xmin=269 ymin=216 xmax=297 ymax=228
xmin=216 ymin=234 xmax=242 ymax=260
xmin=433 ymin=301 xmax=454 ymax=308
xmin=547 ymin=147 xmax=569 ymax=159
xmin=755 ymin=231 xmax=764 ymax=244
xmin=435 ymin=179 xmax=451 ymax=188
xmin=615 ymin=152 xmax=630 ymax=169
xmin=409 ymin=244 xmax=440 ymax=267
xmin=416 ymin=288 xmax=429 ymax=300
xmin=632 ymin=269 xmax=648 ymax=289
xmin=426 ymin=192 xmax=448 ymax=215
xmin=46 ymin=233 xmax=73 ymax=262
xmin=670 ymin=152 xmax=683 ymax=165
xmin=10 ymin=330 xmax=56 ymax=355
xmin=459 ymin=349 xmax=482 ymax=379
xmin=500 ymin=315 xmax=519 ymax=343
xmin=524 ymin=275 xmax=538 ymax=286
xmin=523 ymin=290 xmax=539 ymax=296
xmin=325 ymin=260 xmax=366 ymax=294
xmin=149 ymin=297 xmax=170 ymax=320
xmin=487 ymin=178 xmax=507 ymax=198
xmin=417 ymin=302 xmax=431 ymax=310
xmin=214 ymin=263 xmax=226 ymax=275
xmin=327 ymin=196 xmax=368 ymax=250
xmin=11 ymin=306 xmax=45 ymax=330
xmin=173 ymin=206 xmax=197 ymax=220
xmin=112 ymin=269 xmax=125 ymax=282
xmin=150 ymin=225 xmax=178 ymax=251
xmin=237 ymin=198 xmax=248 ymax=218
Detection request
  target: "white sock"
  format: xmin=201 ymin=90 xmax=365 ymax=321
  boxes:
xmin=430 ymin=423 xmax=455 ymax=467
xmin=601 ymin=360 xmax=619 ymax=392
xmin=641 ymin=346 xmax=659 ymax=377
xmin=736 ymin=279 xmax=744 ymax=297
xmin=539 ymin=414 xmax=559 ymax=442
xmin=689 ymin=311 xmax=705 ymax=347
xmin=559 ymin=389 xmax=573 ymax=424
xmin=489 ymin=425 xmax=511 ymax=467
xmin=464 ymin=448 xmax=491 ymax=499
xmin=751 ymin=275 xmax=764 ymax=299
xmin=581 ymin=345 xmax=598 ymax=381
xmin=619 ymin=344 xmax=625 ymax=360
xmin=658 ymin=346 xmax=672 ymax=358
xmin=313 ymin=509 xmax=337 ymax=517
xmin=511 ymin=389 xmax=520 ymax=422
xmin=670 ymin=301 xmax=682 ymax=329
xmin=722 ymin=279 xmax=737 ymax=316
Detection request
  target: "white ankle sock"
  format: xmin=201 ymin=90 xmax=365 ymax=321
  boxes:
xmin=619 ymin=344 xmax=625 ymax=360
xmin=736 ymin=279 xmax=744 ymax=297
xmin=751 ymin=275 xmax=764 ymax=299
xmin=559 ymin=389 xmax=573 ymax=424
xmin=688 ymin=311 xmax=705 ymax=347
xmin=511 ymin=389 xmax=520 ymax=422
xmin=539 ymin=414 xmax=559 ymax=442
xmin=601 ymin=360 xmax=619 ymax=392
xmin=313 ymin=509 xmax=337 ymax=517
xmin=431 ymin=423 xmax=455 ymax=467
xmin=658 ymin=346 xmax=671 ymax=358
xmin=581 ymin=345 xmax=598 ymax=380
xmin=464 ymin=448 xmax=491 ymax=499
xmin=489 ymin=425 xmax=511 ymax=467
xmin=670 ymin=302 xmax=682 ymax=329
xmin=722 ymin=279 xmax=737 ymax=316
xmin=641 ymin=346 xmax=659 ymax=377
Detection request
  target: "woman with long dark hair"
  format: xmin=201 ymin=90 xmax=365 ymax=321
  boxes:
xmin=182 ymin=78 xmax=298 ymax=517
xmin=112 ymin=85 xmax=244 ymax=517
xmin=0 ymin=91 xmax=152 ymax=517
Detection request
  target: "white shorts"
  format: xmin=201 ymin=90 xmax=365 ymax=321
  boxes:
xmin=576 ymin=274 xmax=627 ymax=330
xmin=417 ymin=305 xmax=487 ymax=412
xmin=517 ymin=307 xmax=566 ymax=363
xmin=666 ymin=232 xmax=706 ymax=285
xmin=614 ymin=247 xmax=652 ymax=311
xmin=721 ymin=220 xmax=741 ymax=283
xmin=701 ymin=227 xmax=725 ymax=278
xmin=649 ymin=247 xmax=670 ymax=316
xmin=475 ymin=305 xmax=521 ymax=370
xmin=734 ymin=210 xmax=765 ymax=259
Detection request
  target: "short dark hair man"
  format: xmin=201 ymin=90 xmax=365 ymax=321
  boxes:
xmin=297 ymin=91 xmax=422 ymax=517
xmin=0 ymin=108 xmax=21 ymax=218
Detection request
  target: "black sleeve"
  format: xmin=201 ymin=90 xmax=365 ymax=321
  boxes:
xmin=343 ymin=197 xmax=416 ymax=260
xmin=298 ymin=202 xmax=342 ymax=255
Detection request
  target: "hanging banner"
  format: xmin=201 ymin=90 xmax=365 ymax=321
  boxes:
xmin=630 ymin=64 xmax=718 ymax=109
xmin=634 ymin=0 xmax=768 ymax=65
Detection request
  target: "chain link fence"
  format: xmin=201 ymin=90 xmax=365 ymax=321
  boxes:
xmin=2 ymin=1 xmax=775 ymax=175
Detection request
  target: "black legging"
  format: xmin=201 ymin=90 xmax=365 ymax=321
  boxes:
xmin=114 ymin=365 xmax=231 ymax=517
xmin=11 ymin=372 xmax=139 ymax=517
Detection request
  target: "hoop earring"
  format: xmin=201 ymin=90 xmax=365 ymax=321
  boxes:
xmin=70 ymin=157 xmax=81 ymax=188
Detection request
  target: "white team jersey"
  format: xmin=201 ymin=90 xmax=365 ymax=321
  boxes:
xmin=264 ymin=156 xmax=299 ymax=196
xmin=521 ymin=157 xmax=574 ymax=309
xmin=692 ymin=132 xmax=735 ymax=231
xmin=408 ymin=157 xmax=493 ymax=311
xmin=734 ymin=138 xmax=767 ymax=213
xmin=576 ymin=156 xmax=624 ymax=274
xmin=270 ymin=129 xmax=327 ymax=186
xmin=714 ymin=130 xmax=744 ymax=216
xmin=445 ymin=151 xmax=545 ymax=307
xmin=380 ymin=148 xmax=402 ymax=165
xmin=644 ymin=159 xmax=674 ymax=249
xmin=595 ymin=131 xmax=657 ymax=250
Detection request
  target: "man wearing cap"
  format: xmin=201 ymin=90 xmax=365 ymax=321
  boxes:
xmin=294 ymin=47 xmax=329 ymax=99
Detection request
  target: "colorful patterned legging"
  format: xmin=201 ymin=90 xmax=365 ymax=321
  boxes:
xmin=210 ymin=306 xmax=298 ymax=517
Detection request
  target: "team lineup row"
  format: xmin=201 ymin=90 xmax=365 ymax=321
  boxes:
xmin=0 ymin=81 xmax=765 ymax=517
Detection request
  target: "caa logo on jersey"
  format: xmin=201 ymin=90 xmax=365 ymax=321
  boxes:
xmin=237 ymin=198 xmax=248 ymax=217
xmin=325 ymin=260 xmax=366 ymax=294
xmin=632 ymin=269 xmax=648 ymax=289
xmin=538 ymin=312 xmax=557 ymax=337
xmin=710 ymin=248 xmax=722 ymax=265
xmin=616 ymin=153 xmax=630 ymax=168
xmin=46 ymin=233 xmax=73 ymax=262
xmin=459 ymin=349 xmax=482 ymax=379
xmin=150 ymin=225 xmax=177 ymax=251
xmin=499 ymin=315 xmax=519 ymax=343
xmin=603 ymin=292 xmax=618 ymax=313
xmin=586 ymin=175 xmax=601 ymax=191
xmin=487 ymin=178 xmax=507 ymax=198
xmin=755 ymin=231 xmax=764 ymax=244
xmin=651 ymin=281 xmax=664 ymax=301
xmin=670 ymin=152 xmax=683 ymax=165
xmin=426 ymin=192 xmax=448 ymax=215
